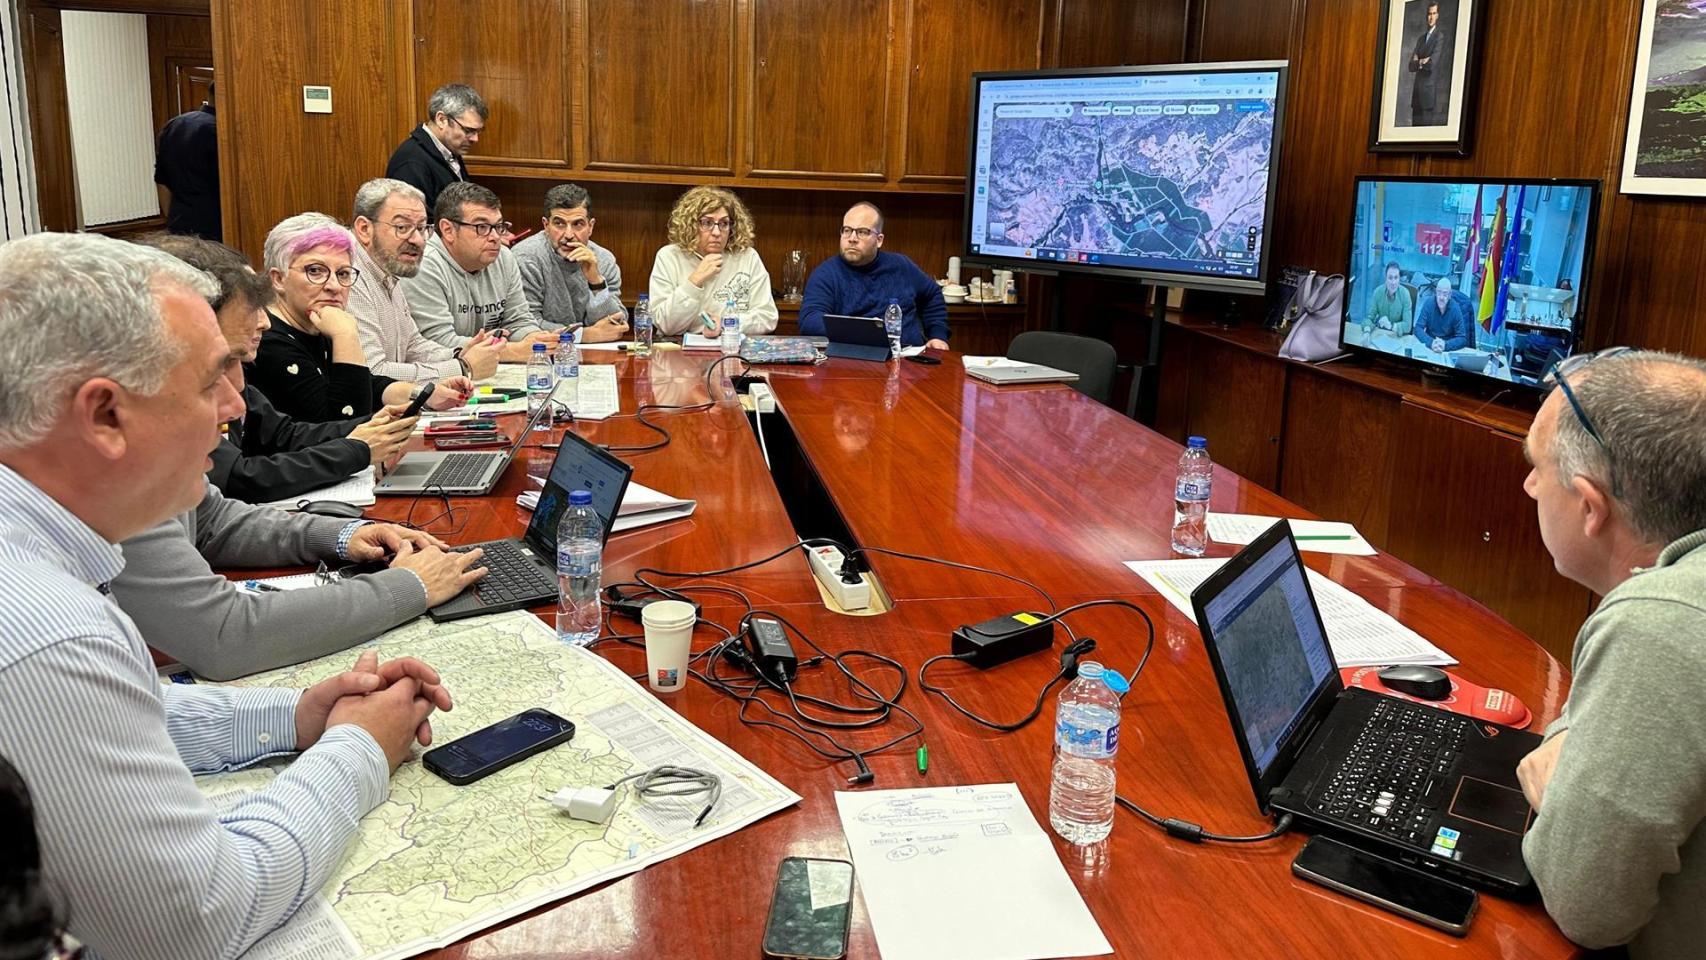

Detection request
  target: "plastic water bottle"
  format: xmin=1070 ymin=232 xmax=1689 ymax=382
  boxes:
xmin=883 ymin=298 xmax=903 ymax=360
xmin=632 ymin=294 xmax=654 ymax=357
xmin=1171 ymin=436 xmax=1212 ymax=556
xmin=555 ymin=490 xmax=602 ymax=646
xmin=1049 ymin=661 xmax=1120 ymax=844
xmin=526 ymin=342 xmax=553 ymax=429
xmin=721 ymin=310 xmax=743 ymax=356
xmin=553 ymin=330 xmax=579 ymax=418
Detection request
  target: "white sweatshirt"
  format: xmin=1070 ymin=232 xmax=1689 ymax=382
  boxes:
xmin=647 ymin=244 xmax=779 ymax=337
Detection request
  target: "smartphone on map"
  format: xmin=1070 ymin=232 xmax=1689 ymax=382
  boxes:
xmin=423 ymin=708 xmax=577 ymax=786
xmin=761 ymin=857 xmax=854 ymax=959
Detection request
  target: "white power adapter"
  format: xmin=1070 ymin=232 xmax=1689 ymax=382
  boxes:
xmin=808 ymin=544 xmax=870 ymax=610
xmin=549 ymin=786 xmax=617 ymax=823
xmin=748 ymin=381 xmax=776 ymax=413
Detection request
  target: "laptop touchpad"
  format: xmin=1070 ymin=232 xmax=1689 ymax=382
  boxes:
xmin=390 ymin=461 xmax=434 ymax=478
xmin=1449 ymin=776 xmax=1533 ymax=834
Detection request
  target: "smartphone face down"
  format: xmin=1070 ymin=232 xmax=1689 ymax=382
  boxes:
xmin=762 ymin=857 xmax=854 ymax=959
xmin=1292 ymin=836 xmax=1477 ymax=936
xmin=423 ymin=708 xmax=577 ymax=785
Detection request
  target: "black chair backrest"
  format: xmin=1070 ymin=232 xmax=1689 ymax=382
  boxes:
xmin=1006 ymin=331 xmax=1117 ymax=405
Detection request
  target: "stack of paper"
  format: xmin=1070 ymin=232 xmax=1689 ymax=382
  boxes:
xmin=681 ymin=332 xmax=721 ymax=351
xmin=1124 ymin=558 xmax=1456 ymax=667
xmin=259 ymin=468 xmax=376 ymax=511
xmin=1205 ymin=513 xmax=1377 ymax=556
xmin=961 ymin=355 xmax=1033 ymax=370
xmin=518 ymin=478 xmax=696 ymax=533
xmin=567 ymin=365 xmax=619 ymax=420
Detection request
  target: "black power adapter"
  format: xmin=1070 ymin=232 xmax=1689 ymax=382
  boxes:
xmin=748 ymin=617 xmax=798 ymax=683
xmin=604 ymin=586 xmax=702 ymax=622
xmin=951 ymin=612 xmax=1055 ymax=669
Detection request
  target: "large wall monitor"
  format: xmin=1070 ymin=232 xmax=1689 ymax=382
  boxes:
xmin=964 ymin=61 xmax=1288 ymax=293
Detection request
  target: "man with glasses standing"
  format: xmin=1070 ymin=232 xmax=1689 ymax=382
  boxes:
xmin=403 ymin=182 xmax=560 ymax=360
xmin=798 ymin=202 xmax=949 ymax=350
xmin=385 ymin=84 xmax=486 ymax=215
xmin=1514 ymin=347 xmax=1706 ymax=958
xmin=347 ymin=178 xmax=502 ymax=382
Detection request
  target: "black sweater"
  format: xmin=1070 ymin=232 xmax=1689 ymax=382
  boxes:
xmin=246 ymin=312 xmax=396 ymax=423
xmin=206 ymin=384 xmax=369 ymax=503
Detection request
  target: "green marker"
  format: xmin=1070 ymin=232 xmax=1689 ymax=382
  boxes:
xmin=1294 ymin=534 xmax=1356 ymax=541
xmin=916 ymin=744 xmax=928 ymax=776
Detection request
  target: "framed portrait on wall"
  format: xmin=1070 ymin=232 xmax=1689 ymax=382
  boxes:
xmin=1368 ymin=0 xmax=1487 ymax=154
xmin=1621 ymin=0 xmax=1706 ymax=196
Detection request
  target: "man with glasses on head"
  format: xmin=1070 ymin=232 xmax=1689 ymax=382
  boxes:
xmin=348 ymin=178 xmax=503 ymax=383
xmin=403 ymin=182 xmax=561 ymax=361
xmin=512 ymin=183 xmax=630 ymax=343
xmin=798 ymin=201 xmax=949 ymax=350
xmin=1514 ymin=347 xmax=1706 ymax=958
xmin=385 ymin=83 xmax=486 ymax=215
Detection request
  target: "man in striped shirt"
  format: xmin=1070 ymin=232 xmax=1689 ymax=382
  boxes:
xmin=0 ymin=233 xmax=452 ymax=959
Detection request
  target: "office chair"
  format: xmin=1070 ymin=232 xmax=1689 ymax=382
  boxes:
xmin=1006 ymin=331 xmax=1119 ymax=405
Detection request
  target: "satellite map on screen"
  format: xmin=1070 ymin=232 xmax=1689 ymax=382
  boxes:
xmin=981 ymin=101 xmax=1274 ymax=271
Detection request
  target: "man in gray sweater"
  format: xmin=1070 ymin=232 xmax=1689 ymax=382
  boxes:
xmin=400 ymin=181 xmax=558 ymax=360
xmin=1516 ymin=348 xmax=1706 ymax=958
xmin=111 ymin=481 xmax=487 ymax=680
xmin=511 ymin=182 xmax=629 ymax=342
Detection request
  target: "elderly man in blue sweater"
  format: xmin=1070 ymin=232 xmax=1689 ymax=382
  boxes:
xmin=798 ymin=202 xmax=950 ymax=349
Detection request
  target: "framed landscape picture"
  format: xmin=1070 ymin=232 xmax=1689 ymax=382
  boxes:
xmin=1368 ymin=0 xmax=1487 ymax=154
xmin=1622 ymin=0 xmax=1706 ymax=196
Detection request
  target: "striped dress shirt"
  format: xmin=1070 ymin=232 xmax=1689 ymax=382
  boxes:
xmin=346 ymin=237 xmax=464 ymax=383
xmin=0 ymin=463 xmax=388 ymax=959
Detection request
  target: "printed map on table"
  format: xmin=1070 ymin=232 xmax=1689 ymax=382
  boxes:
xmin=199 ymin=611 xmax=799 ymax=960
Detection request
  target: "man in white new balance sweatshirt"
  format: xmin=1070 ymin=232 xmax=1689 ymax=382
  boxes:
xmin=648 ymin=185 xmax=778 ymax=338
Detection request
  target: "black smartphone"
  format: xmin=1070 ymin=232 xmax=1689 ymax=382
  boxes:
xmin=401 ymin=381 xmax=436 ymax=418
xmin=762 ymin=857 xmax=854 ymax=960
xmin=904 ymin=352 xmax=942 ymax=365
xmin=422 ymin=708 xmax=577 ymax=785
xmin=1292 ymin=836 xmax=1477 ymax=936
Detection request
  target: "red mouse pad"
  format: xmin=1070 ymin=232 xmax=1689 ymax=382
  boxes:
xmin=1340 ymin=666 xmax=1532 ymax=729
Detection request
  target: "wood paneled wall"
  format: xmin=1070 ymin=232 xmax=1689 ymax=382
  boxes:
xmin=1193 ymin=0 xmax=1703 ymax=355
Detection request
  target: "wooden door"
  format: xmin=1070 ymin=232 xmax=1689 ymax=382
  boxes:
xmin=900 ymin=0 xmax=1044 ymax=184
xmin=414 ymin=0 xmax=570 ymax=169
xmin=748 ymin=0 xmax=891 ymax=181
xmin=1384 ymin=402 xmax=1592 ymax=662
xmin=583 ymin=0 xmax=736 ymax=175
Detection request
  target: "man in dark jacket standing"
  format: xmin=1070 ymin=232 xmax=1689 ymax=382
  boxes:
xmin=385 ymin=84 xmax=487 ymax=215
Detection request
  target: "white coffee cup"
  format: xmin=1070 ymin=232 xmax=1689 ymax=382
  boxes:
xmin=641 ymin=600 xmax=696 ymax=693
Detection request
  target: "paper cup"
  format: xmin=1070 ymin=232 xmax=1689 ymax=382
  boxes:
xmin=641 ymin=600 xmax=696 ymax=693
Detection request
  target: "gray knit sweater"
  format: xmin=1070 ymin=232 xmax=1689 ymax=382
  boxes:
xmin=1522 ymin=529 xmax=1706 ymax=958
xmin=109 ymin=483 xmax=428 ymax=681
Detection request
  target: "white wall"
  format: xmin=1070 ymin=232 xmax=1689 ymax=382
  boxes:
xmin=0 ymin=2 xmax=42 ymax=239
xmin=61 ymin=10 xmax=158 ymax=227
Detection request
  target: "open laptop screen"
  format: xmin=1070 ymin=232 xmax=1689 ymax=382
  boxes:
xmin=1198 ymin=532 xmax=1336 ymax=779
xmin=526 ymin=431 xmax=633 ymax=556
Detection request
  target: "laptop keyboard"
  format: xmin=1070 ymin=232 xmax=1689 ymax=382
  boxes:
xmin=455 ymin=540 xmax=555 ymax=606
xmin=1310 ymin=698 xmax=1472 ymax=847
xmin=425 ymin=452 xmax=498 ymax=491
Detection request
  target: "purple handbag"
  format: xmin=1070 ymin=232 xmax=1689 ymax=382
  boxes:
xmin=1277 ymin=271 xmax=1347 ymax=363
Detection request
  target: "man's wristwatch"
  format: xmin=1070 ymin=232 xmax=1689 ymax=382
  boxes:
xmin=586 ymin=280 xmax=608 ymax=292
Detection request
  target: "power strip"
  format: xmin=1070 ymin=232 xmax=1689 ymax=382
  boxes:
xmin=807 ymin=544 xmax=869 ymax=610
xmin=747 ymin=382 xmax=775 ymax=413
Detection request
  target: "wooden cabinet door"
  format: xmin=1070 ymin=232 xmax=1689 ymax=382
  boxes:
xmin=1279 ymin=367 xmax=1397 ymax=549
xmin=1182 ymin=335 xmax=1285 ymax=488
xmin=1384 ymin=402 xmax=1591 ymax=662
xmin=414 ymin=0 xmax=569 ymax=168
xmin=584 ymin=0 xmax=736 ymax=175
xmin=900 ymin=0 xmax=1044 ymax=183
xmin=749 ymin=0 xmax=891 ymax=181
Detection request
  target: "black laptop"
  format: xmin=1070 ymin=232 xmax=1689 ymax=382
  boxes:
xmin=429 ymin=429 xmax=633 ymax=622
xmin=822 ymin=313 xmax=890 ymax=362
xmin=1190 ymin=521 xmax=1543 ymax=893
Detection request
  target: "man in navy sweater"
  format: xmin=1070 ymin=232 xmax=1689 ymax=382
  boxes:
xmin=798 ymin=203 xmax=950 ymax=349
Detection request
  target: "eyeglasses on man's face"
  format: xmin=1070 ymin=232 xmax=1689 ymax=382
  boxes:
xmin=840 ymin=226 xmax=878 ymax=239
xmin=451 ymin=219 xmax=513 ymax=238
xmin=386 ymin=220 xmax=431 ymax=240
xmin=1543 ymin=346 xmax=1633 ymax=498
xmin=445 ymin=115 xmax=484 ymax=138
xmin=297 ymin=263 xmax=360 ymax=287
xmin=696 ymin=217 xmax=732 ymax=233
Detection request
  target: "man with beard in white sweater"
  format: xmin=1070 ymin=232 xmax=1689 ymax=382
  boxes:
xmin=648 ymin=185 xmax=778 ymax=338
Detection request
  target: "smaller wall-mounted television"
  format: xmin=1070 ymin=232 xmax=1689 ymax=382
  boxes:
xmin=1341 ymin=176 xmax=1601 ymax=389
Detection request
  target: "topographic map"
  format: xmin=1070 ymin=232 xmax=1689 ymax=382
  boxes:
xmin=198 ymin=611 xmax=799 ymax=960
xmin=983 ymin=101 xmax=1274 ymax=264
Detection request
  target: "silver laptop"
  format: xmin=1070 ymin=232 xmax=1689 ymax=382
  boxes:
xmin=375 ymin=402 xmax=549 ymax=496
xmin=966 ymin=363 xmax=1080 ymax=385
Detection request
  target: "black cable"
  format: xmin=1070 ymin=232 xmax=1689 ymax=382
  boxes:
xmin=1114 ymin=797 xmax=1295 ymax=845
xmin=917 ymin=638 xmax=1096 ymax=732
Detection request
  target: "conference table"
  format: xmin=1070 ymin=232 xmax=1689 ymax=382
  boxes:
xmin=336 ymin=346 xmax=1577 ymax=959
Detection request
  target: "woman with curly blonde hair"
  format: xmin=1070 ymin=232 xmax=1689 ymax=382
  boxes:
xmin=648 ymin=185 xmax=778 ymax=337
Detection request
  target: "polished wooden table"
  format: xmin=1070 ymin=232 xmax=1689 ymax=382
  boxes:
xmin=343 ymin=349 xmax=1577 ymax=959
